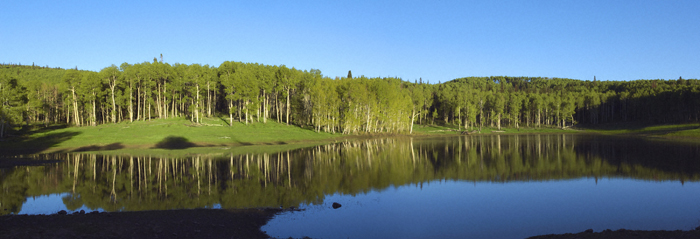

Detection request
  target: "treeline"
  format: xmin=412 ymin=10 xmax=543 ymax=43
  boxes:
xmin=0 ymin=60 xmax=413 ymax=136
xmin=2 ymin=60 xmax=699 ymax=137
xmin=0 ymin=62 xmax=67 ymax=70
xmin=437 ymin=76 xmax=700 ymax=129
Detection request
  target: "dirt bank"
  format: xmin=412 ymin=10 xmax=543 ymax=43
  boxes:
xmin=528 ymin=228 xmax=700 ymax=239
xmin=0 ymin=208 xmax=286 ymax=239
xmin=3 ymin=209 xmax=700 ymax=239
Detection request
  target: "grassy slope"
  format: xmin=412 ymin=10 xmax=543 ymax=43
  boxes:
xmin=5 ymin=117 xmax=698 ymax=156
xmin=2 ymin=117 xmax=340 ymax=155
xmin=63 ymin=117 xmax=337 ymax=146
xmin=412 ymin=122 xmax=700 ymax=140
xmin=580 ymin=123 xmax=700 ymax=137
xmin=19 ymin=118 xmax=575 ymax=148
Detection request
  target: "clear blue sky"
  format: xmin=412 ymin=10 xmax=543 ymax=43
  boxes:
xmin=2 ymin=0 xmax=699 ymax=83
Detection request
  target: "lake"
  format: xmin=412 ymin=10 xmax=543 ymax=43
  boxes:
xmin=2 ymin=134 xmax=700 ymax=238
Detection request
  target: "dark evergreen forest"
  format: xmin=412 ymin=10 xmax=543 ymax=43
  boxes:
xmin=1 ymin=60 xmax=699 ymax=137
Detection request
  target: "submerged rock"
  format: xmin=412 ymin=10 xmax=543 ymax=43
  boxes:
xmin=332 ymin=202 xmax=342 ymax=209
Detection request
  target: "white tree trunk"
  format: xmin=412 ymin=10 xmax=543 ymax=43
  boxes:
xmin=207 ymin=82 xmax=211 ymax=117
xmin=229 ymin=100 xmax=233 ymax=127
xmin=163 ymin=83 xmax=168 ymax=119
xmin=71 ymin=87 xmax=80 ymax=126
xmin=195 ymin=84 xmax=200 ymax=123
xmin=410 ymin=108 xmax=415 ymax=134
xmin=92 ymin=93 xmax=97 ymax=126
xmin=110 ymin=80 xmax=116 ymax=123
xmin=263 ymin=90 xmax=267 ymax=123
xmin=137 ymin=86 xmax=141 ymax=120
xmin=129 ymin=85 xmax=133 ymax=122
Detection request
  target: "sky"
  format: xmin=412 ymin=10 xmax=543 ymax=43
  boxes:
xmin=2 ymin=0 xmax=699 ymax=83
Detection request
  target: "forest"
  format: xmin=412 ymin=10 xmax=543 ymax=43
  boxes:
xmin=1 ymin=59 xmax=699 ymax=138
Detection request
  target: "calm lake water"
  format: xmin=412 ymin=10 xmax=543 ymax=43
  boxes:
xmin=2 ymin=134 xmax=700 ymax=238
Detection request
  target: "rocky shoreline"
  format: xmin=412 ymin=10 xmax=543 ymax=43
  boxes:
xmin=0 ymin=208 xmax=284 ymax=239
xmin=3 ymin=208 xmax=700 ymax=239
xmin=528 ymin=228 xmax=700 ymax=239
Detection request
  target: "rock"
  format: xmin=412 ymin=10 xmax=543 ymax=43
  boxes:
xmin=584 ymin=229 xmax=594 ymax=233
xmin=79 ymin=210 xmax=85 ymax=214
xmin=57 ymin=210 xmax=67 ymax=215
xmin=332 ymin=202 xmax=342 ymax=209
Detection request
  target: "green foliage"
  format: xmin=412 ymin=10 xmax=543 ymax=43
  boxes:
xmin=2 ymin=63 xmax=700 ymax=139
xmin=0 ymin=75 xmax=28 ymax=136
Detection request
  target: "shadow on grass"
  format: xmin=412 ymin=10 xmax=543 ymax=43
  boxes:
xmin=218 ymin=116 xmax=231 ymax=126
xmin=72 ymin=143 xmax=125 ymax=152
xmin=0 ymin=131 xmax=80 ymax=155
xmin=153 ymin=136 xmax=197 ymax=149
xmin=234 ymin=141 xmax=254 ymax=146
xmin=577 ymin=122 xmax=651 ymax=131
xmin=262 ymin=141 xmax=288 ymax=145
xmin=23 ymin=124 xmax=69 ymax=134
xmin=579 ymin=122 xmax=699 ymax=135
xmin=641 ymin=125 xmax=700 ymax=135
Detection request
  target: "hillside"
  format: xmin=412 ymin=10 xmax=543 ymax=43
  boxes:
xmin=2 ymin=62 xmax=699 ymax=141
xmin=1 ymin=117 xmax=340 ymax=155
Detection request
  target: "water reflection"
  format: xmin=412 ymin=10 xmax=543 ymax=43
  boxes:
xmin=1 ymin=134 xmax=699 ymax=215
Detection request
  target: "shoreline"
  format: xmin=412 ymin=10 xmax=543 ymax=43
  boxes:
xmin=1 ymin=131 xmax=580 ymax=156
xmin=3 ymin=209 xmax=700 ymax=239
xmin=528 ymin=228 xmax=700 ymax=239
xmin=3 ymin=125 xmax=697 ymax=156
xmin=0 ymin=117 xmax=587 ymax=156
xmin=0 ymin=208 xmax=286 ymax=239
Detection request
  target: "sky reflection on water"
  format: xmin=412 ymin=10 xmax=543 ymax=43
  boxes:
xmin=16 ymin=193 xmax=100 ymax=215
xmin=264 ymin=178 xmax=700 ymax=239
xmin=14 ymin=194 xmax=222 ymax=215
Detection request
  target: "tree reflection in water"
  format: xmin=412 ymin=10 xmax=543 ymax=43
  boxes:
xmin=1 ymin=134 xmax=699 ymax=215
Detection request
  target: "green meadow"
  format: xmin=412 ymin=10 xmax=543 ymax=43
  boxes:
xmin=2 ymin=117 xmax=339 ymax=155
xmin=3 ymin=116 xmax=699 ymax=156
xmin=581 ymin=122 xmax=700 ymax=137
